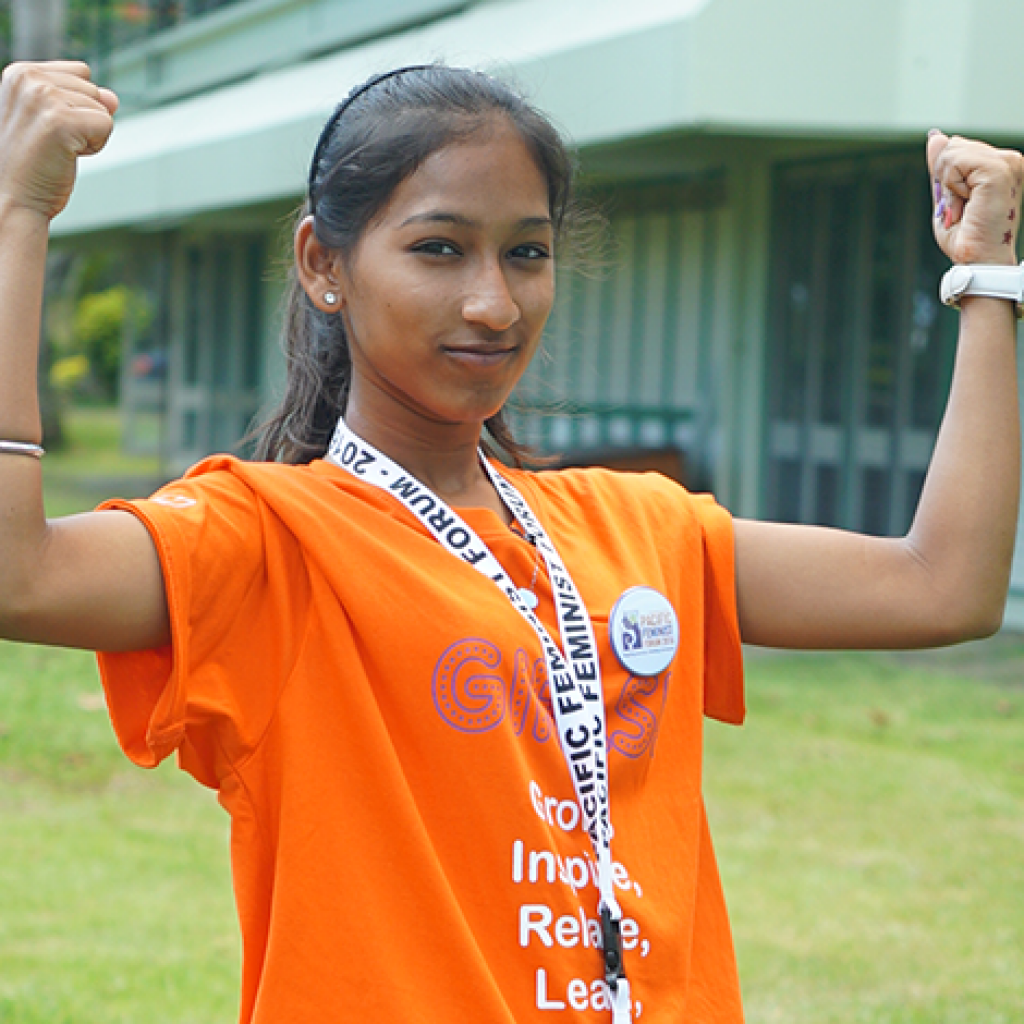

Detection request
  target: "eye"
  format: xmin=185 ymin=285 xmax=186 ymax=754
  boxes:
xmin=411 ymin=239 xmax=461 ymax=257
xmin=508 ymin=243 xmax=552 ymax=261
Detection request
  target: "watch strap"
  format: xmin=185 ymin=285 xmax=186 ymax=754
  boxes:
xmin=940 ymin=261 xmax=1024 ymax=319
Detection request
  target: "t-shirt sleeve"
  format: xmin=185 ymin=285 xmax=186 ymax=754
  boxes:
xmin=96 ymin=460 xmax=304 ymax=788
xmin=690 ymin=492 xmax=745 ymax=726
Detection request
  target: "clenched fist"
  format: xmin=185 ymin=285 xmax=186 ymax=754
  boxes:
xmin=928 ymin=131 xmax=1023 ymax=267
xmin=0 ymin=61 xmax=118 ymax=222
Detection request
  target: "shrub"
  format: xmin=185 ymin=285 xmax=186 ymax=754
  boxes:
xmin=72 ymin=286 xmax=152 ymax=399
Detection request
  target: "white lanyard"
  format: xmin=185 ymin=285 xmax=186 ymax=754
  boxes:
xmin=328 ymin=419 xmax=632 ymax=1022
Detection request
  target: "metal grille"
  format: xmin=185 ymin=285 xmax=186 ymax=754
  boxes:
xmin=512 ymin=178 xmax=725 ymax=486
xmin=168 ymin=234 xmax=265 ymax=468
xmin=765 ymin=151 xmax=958 ymax=536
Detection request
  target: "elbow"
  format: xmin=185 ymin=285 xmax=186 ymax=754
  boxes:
xmin=900 ymin=536 xmax=1011 ymax=645
xmin=945 ymin=608 xmax=1004 ymax=645
xmin=0 ymin=577 xmax=19 ymax=636
xmin=0 ymin=562 xmax=47 ymax=643
xmin=922 ymin=588 xmax=1008 ymax=646
xmin=0 ymin=585 xmax=35 ymax=642
xmin=0 ymin=523 xmax=56 ymax=642
xmin=959 ymin=598 xmax=1007 ymax=642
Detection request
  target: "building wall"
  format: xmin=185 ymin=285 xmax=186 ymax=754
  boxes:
xmin=105 ymin=0 xmax=473 ymax=112
xmin=132 ymin=132 xmax=976 ymax=522
xmin=514 ymin=173 xmax=727 ymax=487
xmin=51 ymin=0 xmax=1024 ymax=624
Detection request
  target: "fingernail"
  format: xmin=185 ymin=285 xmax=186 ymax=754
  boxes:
xmin=944 ymin=206 xmax=953 ymax=230
xmin=934 ymin=180 xmax=942 ymax=203
xmin=935 ymin=197 xmax=946 ymax=220
xmin=928 ymin=128 xmax=942 ymax=138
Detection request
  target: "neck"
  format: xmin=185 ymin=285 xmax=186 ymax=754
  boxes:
xmin=343 ymin=400 xmax=510 ymax=519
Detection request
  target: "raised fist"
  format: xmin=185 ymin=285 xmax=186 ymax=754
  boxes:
xmin=0 ymin=61 xmax=118 ymax=222
xmin=928 ymin=131 xmax=1024 ymax=266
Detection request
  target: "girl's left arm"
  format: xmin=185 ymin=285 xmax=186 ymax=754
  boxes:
xmin=736 ymin=133 xmax=1024 ymax=649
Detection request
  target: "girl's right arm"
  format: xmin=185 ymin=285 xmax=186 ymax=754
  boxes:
xmin=0 ymin=61 xmax=169 ymax=652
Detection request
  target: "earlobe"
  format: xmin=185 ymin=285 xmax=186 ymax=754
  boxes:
xmin=294 ymin=215 xmax=345 ymax=313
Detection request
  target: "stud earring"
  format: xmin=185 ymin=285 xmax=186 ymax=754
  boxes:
xmin=324 ymin=291 xmax=338 ymax=306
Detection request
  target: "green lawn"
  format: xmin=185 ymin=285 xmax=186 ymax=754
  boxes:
xmin=2 ymin=407 xmax=1023 ymax=1021
xmin=41 ymin=406 xmax=164 ymax=518
xmin=708 ymin=644 xmax=1024 ymax=1023
xmin=0 ymin=643 xmax=239 ymax=1024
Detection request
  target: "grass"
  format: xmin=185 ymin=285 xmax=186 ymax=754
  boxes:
xmin=42 ymin=406 xmax=164 ymax=518
xmin=0 ymin=644 xmax=239 ymax=1024
xmin=707 ymin=644 xmax=1024 ymax=1023
xmin=3 ymin=406 xmax=1024 ymax=1020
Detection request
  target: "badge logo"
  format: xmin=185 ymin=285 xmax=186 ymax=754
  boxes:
xmin=609 ymin=586 xmax=679 ymax=676
xmin=152 ymin=494 xmax=197 ymax=509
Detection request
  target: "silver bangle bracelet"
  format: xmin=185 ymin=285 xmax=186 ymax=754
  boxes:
xmin=0 ymin=440 xmax=45 ymax=459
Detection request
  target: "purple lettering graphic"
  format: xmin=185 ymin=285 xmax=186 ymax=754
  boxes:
xmin=432 ymin=639 xmax=505 ymax=733
xmin=431 ymin=641 xmax=667 ymax=760
xmin=610 ymin=673 xmax=671 ymax=760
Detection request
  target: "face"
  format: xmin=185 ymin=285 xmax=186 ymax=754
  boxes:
xmin=331 ymin=122 xmax=556 ymax=438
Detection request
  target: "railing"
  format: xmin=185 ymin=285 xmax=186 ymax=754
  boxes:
xmin=67 ymin=0 xmax=250 ymax=65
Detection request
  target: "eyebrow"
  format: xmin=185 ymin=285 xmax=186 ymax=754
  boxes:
xmin=397 ymin=211 xmax=553 ymax=230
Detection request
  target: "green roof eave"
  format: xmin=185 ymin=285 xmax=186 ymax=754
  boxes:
xmin=53 ymin=0 xmax=1024 ymax=238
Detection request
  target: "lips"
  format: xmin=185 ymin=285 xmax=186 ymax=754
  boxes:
xmin=442 ymin=342 xmax=520 ymax=364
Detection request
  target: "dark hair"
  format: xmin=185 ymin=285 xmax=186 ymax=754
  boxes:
xmin=253 ymin=64 xmax=579 ymax=465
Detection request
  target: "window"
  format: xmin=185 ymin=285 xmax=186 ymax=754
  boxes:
xmin=765 ymin=152 xmax=957 ymax=535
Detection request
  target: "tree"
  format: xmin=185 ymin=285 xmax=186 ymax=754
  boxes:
xmin=72 ymin=283 xmax=152 ymax=400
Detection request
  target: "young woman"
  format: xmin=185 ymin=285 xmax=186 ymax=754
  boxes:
xmin=0 ymin=61 xmax=1020 ymax=1023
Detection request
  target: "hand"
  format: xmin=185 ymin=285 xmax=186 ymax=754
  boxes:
xmin=0 ymin=61 xmax=118 ymax=222
xmin=928 ymin=132 xmax=1023 ymax=266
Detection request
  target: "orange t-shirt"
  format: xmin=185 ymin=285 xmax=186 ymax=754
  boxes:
xmin=98 ymin=456 xmax=745 ymax=1023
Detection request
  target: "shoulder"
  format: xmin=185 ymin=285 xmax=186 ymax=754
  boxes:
xmin=105 ymin=456 xmax=345 ymax=561
xmin=137 ymin=456 xmax=423 ymax=557
xmin=144 ymin=455 xmax=349 ymax=509
xmin=506 ymin=464 xmax=727 ymax=529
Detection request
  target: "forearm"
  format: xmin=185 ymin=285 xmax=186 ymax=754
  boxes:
xmin=0 ymin=199 xmax=48 ymax=436
xmin=903 ymin=295 xmax=1020 ymax=635
xmin=0 ymin=198 xmax=51 ymax=624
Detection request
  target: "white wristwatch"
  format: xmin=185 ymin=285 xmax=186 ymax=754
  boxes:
xmin=940 ymin=261 xmax=1024 ymax=319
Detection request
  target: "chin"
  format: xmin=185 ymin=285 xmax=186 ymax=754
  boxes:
xmin=429 ymin=391 xmax=514 ymax=429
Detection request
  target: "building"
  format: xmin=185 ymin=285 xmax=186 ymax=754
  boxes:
xmin=51 ymin=0 xmax=1024 ymax=623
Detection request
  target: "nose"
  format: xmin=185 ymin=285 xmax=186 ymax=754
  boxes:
xmin=462 ymin=258 xmax=521 ymax=332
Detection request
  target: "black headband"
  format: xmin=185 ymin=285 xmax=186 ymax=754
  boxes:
xmin=306 ymin=64 xmax=435 ymax=205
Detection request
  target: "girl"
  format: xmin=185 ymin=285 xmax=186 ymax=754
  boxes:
xmin=0 ymin=61 xmax=1020 ymax=1023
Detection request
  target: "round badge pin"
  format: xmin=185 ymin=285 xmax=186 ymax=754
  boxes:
xmin=608 ymin=586 xmax=680 ymax=676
